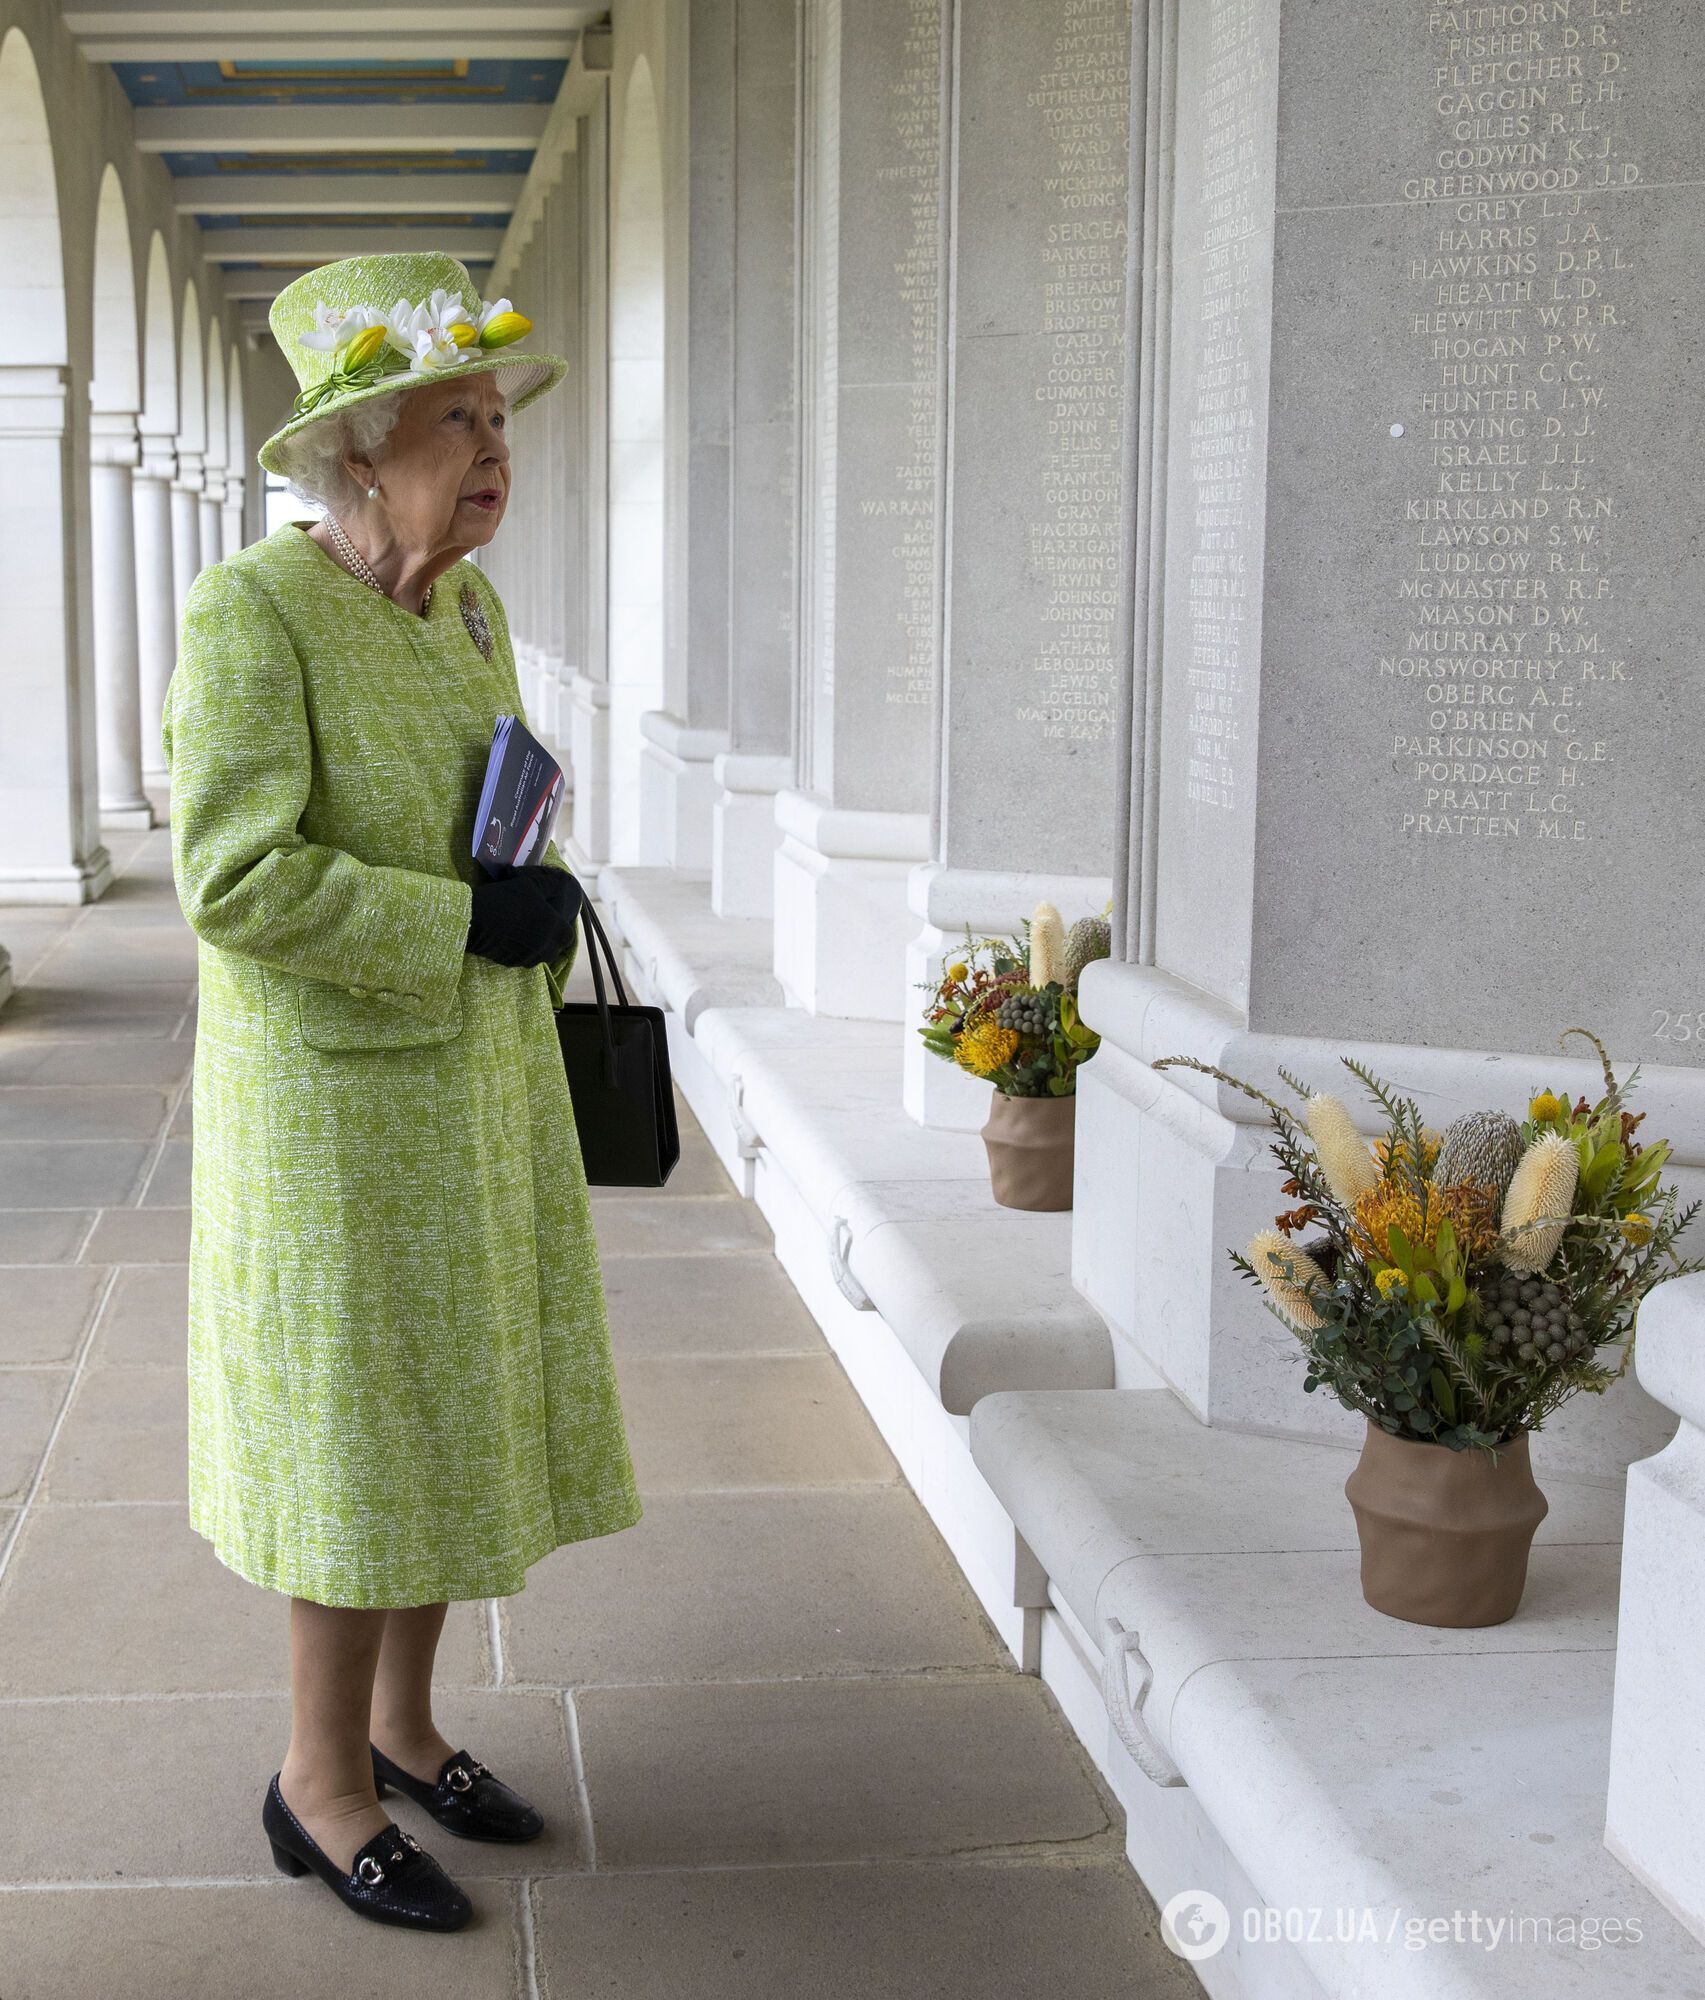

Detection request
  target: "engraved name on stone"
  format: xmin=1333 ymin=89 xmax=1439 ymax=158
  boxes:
xmin=1184 ymin=0 xmax=1265 ymax=813
xmin=1015 ymin=0 xmax=1129 ymax=745
xmin=1385 ymin=0 xmax=1640 ymax=843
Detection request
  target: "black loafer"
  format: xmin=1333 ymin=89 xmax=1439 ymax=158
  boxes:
xmin=262 ymin=1774 xmax=473 ymax=1932
xmin=371 ymin=1744 xmax=545 ymax=1844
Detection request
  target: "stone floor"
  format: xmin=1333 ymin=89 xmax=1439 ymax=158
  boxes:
xmin=0 ymin=824 xmax=1198 ymax=1999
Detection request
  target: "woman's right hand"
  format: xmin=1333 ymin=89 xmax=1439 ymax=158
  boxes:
xmin=466 ymin=866 xmax=584 ymax=968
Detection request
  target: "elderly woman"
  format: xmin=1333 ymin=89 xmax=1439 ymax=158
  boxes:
xmin=161 ymin=253 xmax=642 ymax=1934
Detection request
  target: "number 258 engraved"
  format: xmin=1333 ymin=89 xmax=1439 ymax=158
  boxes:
xmin=1651 ymin=1011 xmax=1703 ymax=1042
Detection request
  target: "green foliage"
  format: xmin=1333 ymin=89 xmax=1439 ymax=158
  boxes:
xmin=915 ymin=924 xmax=1101 ymax=1097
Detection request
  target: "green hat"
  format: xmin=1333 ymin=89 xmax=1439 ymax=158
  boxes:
xmin=257 ymin=251 xmax=567 ymax=479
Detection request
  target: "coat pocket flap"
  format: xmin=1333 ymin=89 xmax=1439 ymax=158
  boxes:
xmin=297 ymin=982 xmax=465 ymax=1052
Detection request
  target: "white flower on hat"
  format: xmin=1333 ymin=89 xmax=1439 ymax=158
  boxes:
xmin=475 ymin=296 xmax=514 ymax=333
xmin=297 ymin=301 xmax=382 ymax=353
xmin=385 ymin=292 xmax=477 ymax=372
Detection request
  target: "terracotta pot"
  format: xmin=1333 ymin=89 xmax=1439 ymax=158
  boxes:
xmin=1345 ymin=1421 xmax=1548 ymax=1628
xmin=981 ymin=1089 xmax=1075 ymax=1211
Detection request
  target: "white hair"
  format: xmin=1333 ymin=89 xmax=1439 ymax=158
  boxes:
xmin=275 ymin=395 xmax=406 ymax=513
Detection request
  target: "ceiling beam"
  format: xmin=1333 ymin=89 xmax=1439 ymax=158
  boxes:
xmin=82 ymin=32 xmax=576 ymax=57
xmin=221 ymin=258 xmax=492 ymax=302
xmin=200 ymin=224 xmax=507 ymax=262
xmin=135 ymin=104 xmax=551 ymax=152
xmin=62 ymin=1 xmax=602 ymax=30
xmin=174 ymin=174 xmax=525 ymax=217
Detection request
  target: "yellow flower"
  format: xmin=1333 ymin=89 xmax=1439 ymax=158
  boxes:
xmin=1373 ymin=1267 xmax=1407 ymax=1298
xmin=341 ymin=324 xmax=388 ymax=371
xmin=450 ymin=319 xmax=479 ymax=348
xmin=946 ymin=962 xmax=969 ymax=983
xmin=1622 ymin=1213 xmax=1654 ymax=1247
xmin=478 ymin=310 xmax=532 ymax=350
xmin=954 ymin=1017 xmax=1019 ymax=1079
xmin=1529 ymin=1090 xmax=1565 ymax=1125
xmin=1353 ymin=1176 xmax=1501 ymax=1264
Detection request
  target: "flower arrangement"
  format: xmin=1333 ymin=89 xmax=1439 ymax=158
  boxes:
xmin=291 ymin=290 xmax=534 ymax=418
xmin=1156 ymin=1029 xmax=1700 ymax=1455
xmin=916 ymin=903 xmax=1111 ymax=1098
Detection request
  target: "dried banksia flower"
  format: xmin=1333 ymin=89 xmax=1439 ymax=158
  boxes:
xmin=1305 ymin=1094 xmax=1380 ymax=1207
xmin=1501 ymin=1132 xmax=1580 ymax=1274
xmin=1061 ymin=915 xmax=1112 ymax=992
xmin=1353 ymin=1177 xmax=1501 ymax=1264
xmin=1435 ymin=1108 xmax=1525 ymax=1201
xmin=1247 ymin=1229 xmax=1329 ymax=1332
xmin=1029 ymin=903 xmax=1067 ymax=987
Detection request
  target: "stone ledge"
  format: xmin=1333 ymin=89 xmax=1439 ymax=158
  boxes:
xmin=596 ymin=867 xmax=1113 ymax=1413
xmin=970 ymin=1387 xmax=1701 ymax=1997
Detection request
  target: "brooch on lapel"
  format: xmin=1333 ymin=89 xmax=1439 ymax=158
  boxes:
xmin=459 ymin=582 xmax=495 ymax=660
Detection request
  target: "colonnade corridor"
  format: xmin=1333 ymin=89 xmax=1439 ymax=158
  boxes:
xmin=0 ymin=826 xmax=1195 ymax=1996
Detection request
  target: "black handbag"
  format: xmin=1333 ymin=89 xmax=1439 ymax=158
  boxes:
xmin=554 ymin=900 xmax=680 ymax=1187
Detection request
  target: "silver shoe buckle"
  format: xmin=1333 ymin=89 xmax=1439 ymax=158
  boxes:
xmin=356 ymin=1855 xmax=385 ymax=1886
xmin=447 ymin=1764 xmax=474 ymax=1794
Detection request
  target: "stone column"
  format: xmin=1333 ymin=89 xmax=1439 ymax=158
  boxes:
xmin=569 ymin=90 xmax=614 ymax=868
xmin=1607 ymin=1274 xmax=1705 ymax=1940
xmin=221 ymin=473 xmax=244 ymax=560
xmin=549 ymin=150 xmax=585 ymax=751
xmin=776 ymin=0 xmax=948 ymax=1019
xmin=88 ymin=411 xmax=153 ymax=828
xmin=903 ymin=0 xmax=1131 ymax=1125
xmin=0 ymin=365 xmax=112 ymax=903
xmin=132 ymin=433 xmax=178 ymax=786
xmin=711 ymin=0 xmax=800 ymax=919
xmin=1072 ymin=0 xmax=1705 ymax=1452
xmin=641 ymin=0 xmax=735 ymax=871
xmin=199 ymin=440 xmax=225 ymax=575
xmin=169 ymin=449 xmax=205 ymax=630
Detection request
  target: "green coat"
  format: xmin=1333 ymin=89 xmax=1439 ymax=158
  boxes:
xmin=162 ymin=522 xmax=642 ymax=1608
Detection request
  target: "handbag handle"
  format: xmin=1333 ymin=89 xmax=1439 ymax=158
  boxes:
xmin=573 ymin=899 xmax=630 ymax=1086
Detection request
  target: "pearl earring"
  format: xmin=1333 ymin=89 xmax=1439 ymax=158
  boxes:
xmin=367 ymin=484 xmax=379 ymax=501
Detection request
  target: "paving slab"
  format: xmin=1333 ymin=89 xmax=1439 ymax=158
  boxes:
xmin=0 ymin=986 xmax=192 ymax=1041
xmin=0 ymin=1369 xmax=69 ymax=1504
xmin=0 ymin=1265 xmax=110 ymax=1363
xmin=575 ymin=1676 xmax=1113 ymax=1869
xmin=617 ymin=1353 xmax=897 ymax=1494
xmin=81 ymin=1208 xmax=190 ymax=1263
xmin=590 ymin=1193 xmax=772 ymax=1259
xmin=0 ymin=1505 xmax=487 ymax=1696
xmin=601 ymin=1250 xmax=824 ymax=1358
xmin=0 ymin=1210 xmax=94 ymax=1264
xmin=0 ymin=1143 xmax=151 ymax=1209
xmin=0 ymin=1041 xmax=194 ymax=1087
xmin=140 ymin=1138 xmax=193 ymax=1207
xmin=0 ymin=1085 xmax=172 ymax=1143
xmin=86 ymin=1265 xmax=188 ymax=1368
xmin=503 ymin=1487 xmax=1006 ymax=1688
xmin=0 ymin=1882 xmax=525 ymax=2000
xmin=39 ymin=1363 xmax=187 ymax=1503
xmin=533 ymin=1858 xmax=1200 ymax=2000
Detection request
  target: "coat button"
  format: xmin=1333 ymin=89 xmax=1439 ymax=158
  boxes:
xmin=349 ymin=986 xmax=371 ymax=999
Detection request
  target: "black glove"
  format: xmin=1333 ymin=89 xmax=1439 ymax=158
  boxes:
xmin=466 ymin=865 xmax=584 ymax=969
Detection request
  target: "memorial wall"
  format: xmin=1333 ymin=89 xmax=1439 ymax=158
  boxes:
xmin=941 ymin=0 xmax=1130 ymax=874
xmin=1245 ymin=0 xmax=1703 ymax=1058
xmin=799 ymin=0 xmax=947 ymax=815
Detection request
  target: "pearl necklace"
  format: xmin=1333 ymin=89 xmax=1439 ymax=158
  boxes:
xmin=324 ymin=513 xmax=432 ymax=614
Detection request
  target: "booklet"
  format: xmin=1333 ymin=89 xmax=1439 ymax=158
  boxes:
xmin=472 ymin=715 xmax=565 ymax=876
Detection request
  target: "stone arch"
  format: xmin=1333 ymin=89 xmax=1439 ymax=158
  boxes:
xmin=0 ymin=28 xmax=108 ymax=900
xmin=607 ymin=51 xmax=668 ymax=862
xmin=139 ymin=231 xmax=177 ymax=438
xmin=0 ymin=27 xmax=67 ymax=367
xmin=90 ymin=166 xmax=140 ymax=415
xmin=88 ymin=166 xmax=150 ymax=821
xmin=176 ymin=279 xmax=205 ymax=456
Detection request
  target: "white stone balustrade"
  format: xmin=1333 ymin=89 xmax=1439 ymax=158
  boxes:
xmin=1607 ymin=1272 xmax=1705 ymax=1942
